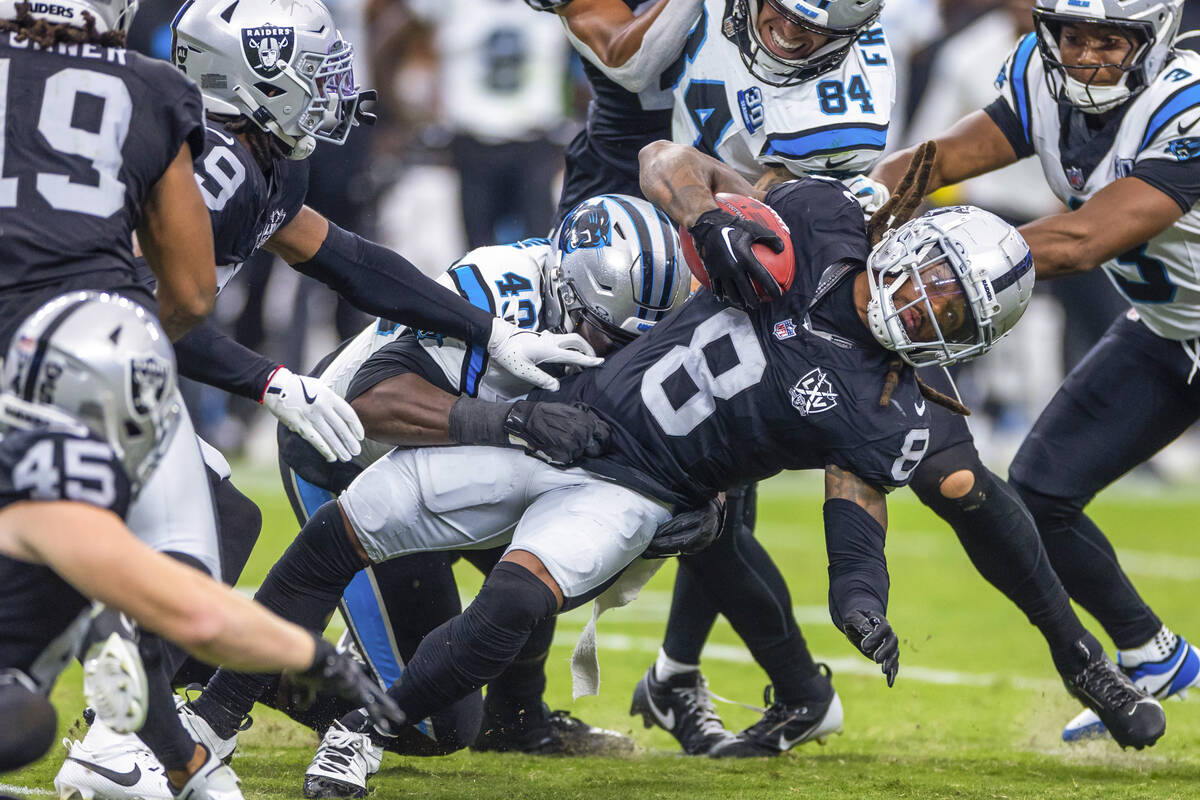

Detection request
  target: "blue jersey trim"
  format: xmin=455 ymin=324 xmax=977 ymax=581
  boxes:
xmin=342 ymin=572 xmax=404 ymax=687
xmin=1010 ymin=33 xmax=1037 ymax=149
xmin=448 ymin=264 xmax=494 ymax=396
xmin=763 ymin=123 xmax=887 ymax=160
xmin=1140 ymin=83 xmax=1200 ymax=152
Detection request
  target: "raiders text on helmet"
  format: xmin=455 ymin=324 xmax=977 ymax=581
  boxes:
xmin=0 ymin=292 xmax=181 ymax=496
xmin=0 ymin=0 xmax=138 ymax=33
xmin=171 ymin=0 xmax=366 ymax=159
xmin=1033 ymin=0 xmax=1185 ymax=113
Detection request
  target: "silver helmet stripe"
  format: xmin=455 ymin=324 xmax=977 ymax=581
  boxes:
xmin=21 ymin=298 xmax=89 ymax=403
xmin=606 ymin=195 xmax=656 ymax=321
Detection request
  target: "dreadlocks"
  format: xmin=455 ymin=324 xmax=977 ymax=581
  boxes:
xmin=0 ymin=2 xmax=124 ymax=49
xmin=869 ymin=142 xmax=971 ymax=417
xmin=207 ymin=113 xmax=288 ymax=173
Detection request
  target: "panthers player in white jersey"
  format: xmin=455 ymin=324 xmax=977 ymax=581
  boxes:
xmin=875 ymin=0 xmax=1200 ymax=745
xmin=667 ymin=0 xmax=894 ymax=184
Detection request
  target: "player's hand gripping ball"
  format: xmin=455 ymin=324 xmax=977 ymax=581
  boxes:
xmin=680 ymin=193 xmax=795 ymax=309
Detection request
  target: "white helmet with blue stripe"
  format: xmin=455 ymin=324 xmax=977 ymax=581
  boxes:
xmin=866 ymin=206 xmax=1034 ymax=368
xmin=546 ymin=195 xmax=691 ymax=345
xmin=1034 ymin=0 xmax=1185 ymax=113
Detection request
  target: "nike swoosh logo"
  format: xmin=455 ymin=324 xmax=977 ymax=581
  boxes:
xmin=720 ymin=227 xmax=738 ymax=261
xmin=301 ymin=383 xmax=318 ymax=404
xmin=644 ymin=694 xmax=676 ymax=731
xmin=825 ymin=156 xmax=856 ymax=170
xmin=67 ymin=757 xmax=141 ymax=787
xmin=1179 ymin=116 xmax=1200 ymax=135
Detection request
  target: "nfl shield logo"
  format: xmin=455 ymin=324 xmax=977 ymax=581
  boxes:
xmin=1065 ymin=166 xmax=1086 ymax=191
xmin=241 ymin=26 xmax=295 ymax=79
xmin=773 ymin=319 xmax=797 ymax=340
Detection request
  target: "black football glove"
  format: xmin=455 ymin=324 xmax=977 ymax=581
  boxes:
xmin=841 ymin=609 xmax=899 ymax=687
xmin=449 ymin=396 xmax=611 ymax=467
xmin=642 ymin=496 xmax=726 ymax=559
xmin=288 ymin=636 xmax=406 ymax=735
xmin=687 ymin=208 xmax=785 ymax=311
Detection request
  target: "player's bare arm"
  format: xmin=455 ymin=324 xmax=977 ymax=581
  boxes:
xmin=1019 ymin=178 xmax=1185 ymax=279
xmin=871 ymin=111 xmax=1020 ymax=196
xmin=824 ymin=464 xmax=899 ymax=686
xmin=136 ymin=141 xmax=217 ymax=341
xmin=753 ymin=165 xmax=796 ymax=193
xmin=351 ymin=372 xmax=457 ymax=446
xmin=639 ymin=140 xmax=761 ymax=225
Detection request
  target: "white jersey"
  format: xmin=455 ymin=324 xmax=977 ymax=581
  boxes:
xmin=315 ymin=239 xmax=551 ymax=469
xmin=668 ymin=3 xmax=895 ymax=181
xmin=997 ymin=37 xmax=1200 ymax=341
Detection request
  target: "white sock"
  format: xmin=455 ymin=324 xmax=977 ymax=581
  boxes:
xmin=1119 ymin=625 xmax=1179 ymax=668
xmin=654 ymin=648 xmax=699 ymax=682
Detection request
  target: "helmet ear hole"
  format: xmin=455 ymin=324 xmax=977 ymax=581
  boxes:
xmin=254 ymin=82 xmax=285 ymax=97
xmin=124 ymin=421 xmax=143 ymax=438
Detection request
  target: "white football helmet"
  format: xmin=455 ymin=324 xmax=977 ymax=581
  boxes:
xmin=1034 ymin=0 xmax=1184 ymax=113
xmin=866 ymin=207 xmax=1034 ymax=368
xmin=0 ymin=292 xmax=182 ymax=496
xmin=543 ymin=195 xmax=691 ymax=345
xmin=723 ymin=0 xmax=885 ymax=87
xmin=171 ymin=0 xmax=367 ymax=159
xmin=0 ymin=0 xmax=138 ymax=33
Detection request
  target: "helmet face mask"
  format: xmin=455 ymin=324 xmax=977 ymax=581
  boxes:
xmin=1032 ymin=0 xmax=1183 ymax=114
xmin=866 ymin=208 xmax=1034 ymax=368
xmin=0 ymin=293 xmax=182 ymax=497
xmin=172 ymin=0 xmax=365 ymax=160
xmin=724 ymin=0 xmax=884 ymax=87
xmin=546 ymin=195 xmax=692 ymax=350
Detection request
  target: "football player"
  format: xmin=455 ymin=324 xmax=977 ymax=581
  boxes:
xmin=536 ymin=0 xmax=897 ymax=756
xmin=0 ymin=294 xmax=403 ymax=783
xmin=873 ymin=0 xmax=1200 ymax=744
xmin=183 ymin=144 xmax=1043 ymax=798
xmin=54 ymin=1 xmax=607 ymax=795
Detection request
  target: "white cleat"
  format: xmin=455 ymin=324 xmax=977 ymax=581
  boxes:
xmin=301 ymin=722 xmax=383 ymax=799
xmin=82 ymin=633 xmax=148 ymax=736
xmin=55 ymin=721 xmax=170 ymax=800
xmin=170 ymin=746 xmax=243 ymax=800
xmin=176 ymin=698 xmax=238 ymax=764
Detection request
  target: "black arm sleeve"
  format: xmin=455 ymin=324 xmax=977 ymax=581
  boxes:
xmin=290 ymin=223 xmax=496 ymax=346
xmin=1132 ymin=158 xmax=1200 ymax=214
xmin=174 ymin=319 xmax=280 ymax=401
xmin=824 ymin=498 xmax=889 ymax=629
xmin=983 ymin=97 xmax=1035 ymax=159
xmin=345 ymin=333 xmax=457 ymax=403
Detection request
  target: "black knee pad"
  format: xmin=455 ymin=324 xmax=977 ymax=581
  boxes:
xmin=909 ymin=442 xmax=988 ymax=513
xmin=0 ymin=674 xmax=55 ymax=771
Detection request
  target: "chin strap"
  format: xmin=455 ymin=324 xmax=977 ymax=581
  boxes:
xmin=232 ymin=84 xmax=317 ymax=160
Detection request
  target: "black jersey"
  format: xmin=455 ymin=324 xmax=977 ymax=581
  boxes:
xmin=191 ymin=121 xmax=310 ymax=290
xmin=544 ymin=179 xmax=931 ymax=507
xmin=0 ymin=33 xmax=204 ymax=296
xmin=0 ymin=427 xmax=132 ymax=688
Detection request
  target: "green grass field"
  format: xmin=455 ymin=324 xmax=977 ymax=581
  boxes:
xmin=6 ymin=469 xmax=1200 ymax=799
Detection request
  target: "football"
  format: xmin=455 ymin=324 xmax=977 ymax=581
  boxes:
xmin=679 ymin=192 xmax=796 ymax=299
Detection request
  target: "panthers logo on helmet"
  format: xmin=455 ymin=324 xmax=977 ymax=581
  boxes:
xmin=560 ymin=204 xmax=611 ymax=253
xmin=241 ymin=26 xmax=295 ymax=79
xmin=129 ymin=356 xmax=170 ymax=417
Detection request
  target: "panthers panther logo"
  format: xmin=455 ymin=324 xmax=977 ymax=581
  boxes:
xmin=241 ymin=26 xmax=295 ymax=79
xmin=560 ymin=203 xmax=612 ymax=253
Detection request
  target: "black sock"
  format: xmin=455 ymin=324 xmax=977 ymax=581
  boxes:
xmin=1014 ymin=483 xmax=1161 ymax=650
xmin=136 ymin=634 xmax=197 ymax=772
xmin=484 ymin=613 xmax=554 ymax=726
xmin=911 ymin=448 xmax=1088 ymax=668
xmin=386 ymin=561 xmax=557 ymax=724
xmin=195 ymin=500 xmax=365 ymax=737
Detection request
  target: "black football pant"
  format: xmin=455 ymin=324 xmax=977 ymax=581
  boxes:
xmin=1010 ymin=314 xmax=1200 ymax=650
xmin=554 ymin=127 xmax=647 ymax=226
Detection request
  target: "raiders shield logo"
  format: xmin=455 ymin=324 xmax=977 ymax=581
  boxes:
xmin=130 ymin=355 xmax=170 ymax=416
xmin=788 ymin=367 xmax=838 ymax=416
xmin=241 ymin=26 xmax=294 ymax=79
xmin=560 ymin=203 xmax=611 ymax=253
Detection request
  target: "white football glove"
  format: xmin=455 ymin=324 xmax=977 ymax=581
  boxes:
xmin=261 ymin=367 xmax=364 ymax=462
xmin=486 ymin=318 xmax=604 ymax=392
xmin=842 ymin=174 xmax=891 ymax=216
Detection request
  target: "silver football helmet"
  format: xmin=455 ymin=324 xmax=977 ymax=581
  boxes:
xmin=866 ymin=207 xmax=1034 ymax=368
xmin=171 ymin=0 xmax=366 ymax=160
xmin=0 ymin=0 xmax=138 ymax=33
xmin=723 ymin=0 xmax=885 ymax=87
xmin=0 ymin=292 xmax=182 ymax=496
xmin=1034 ymin=0 xmax=1184 ymax=114
xmin=544 ymin=195 xmax=691 ymax=345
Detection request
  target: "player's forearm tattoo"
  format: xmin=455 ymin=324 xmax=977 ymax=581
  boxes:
xmin=753 ymin=166 xmax=793 ymax=193
xmin=825 ymin=464 xmax=887 ymax=528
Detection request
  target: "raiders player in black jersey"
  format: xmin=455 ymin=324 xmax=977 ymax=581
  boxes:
xmin=0 ymin=293 xmax=403 ymax=781
xmin=181 ymin=143 xmax=1066 ymax=797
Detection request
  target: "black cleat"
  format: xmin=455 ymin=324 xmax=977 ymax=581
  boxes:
xmin=629 ymin=667 xmax=735 ymax=755
xmin=709 ymin=667 xmax=843 ymax=758
xmin=1061 ymin=637 xmax=1165 ymax=750
xmin=472 ymin=704 xmax=635 ymax=756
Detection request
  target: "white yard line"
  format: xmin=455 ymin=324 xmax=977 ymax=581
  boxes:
xmin=0 ymin=782 xmax=57 ymax=797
